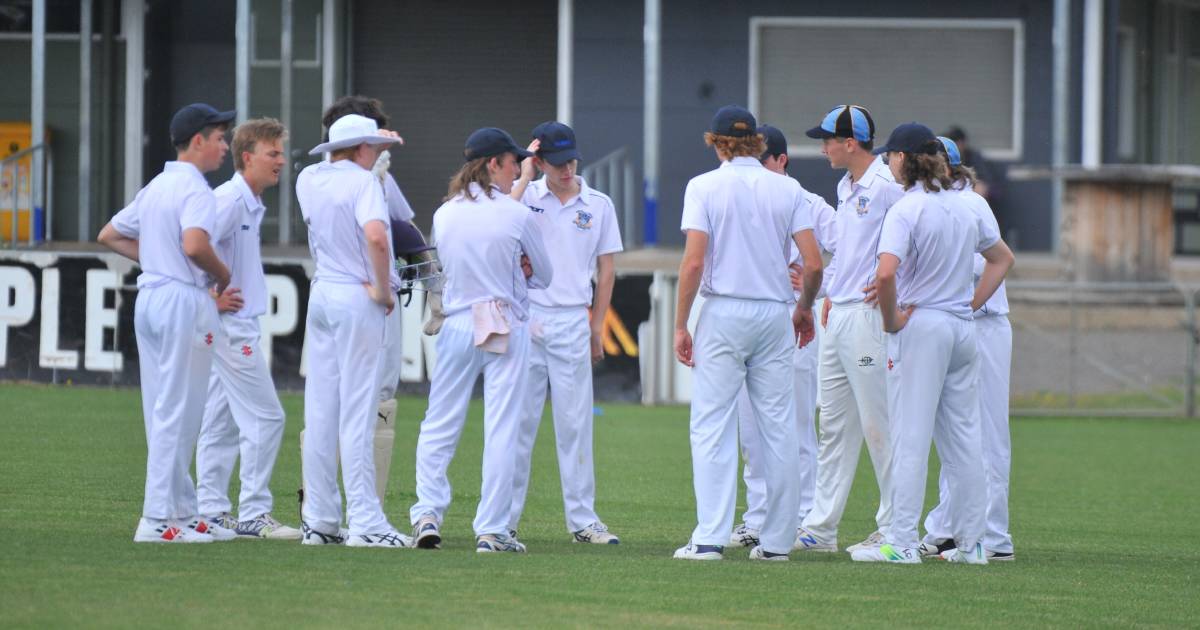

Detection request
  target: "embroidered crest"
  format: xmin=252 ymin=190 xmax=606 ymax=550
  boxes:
xmin=573 ymin=209 xmax=593 ymax=231
xmin=855 ymin=195 xmax=870 ymax=217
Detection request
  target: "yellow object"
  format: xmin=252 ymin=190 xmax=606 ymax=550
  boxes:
xmin=0 ymin=122 xmax=36 ymax=241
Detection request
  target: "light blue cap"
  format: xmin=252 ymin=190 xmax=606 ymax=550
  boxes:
xmin=937 ymin=136 xmax=962 ymax=166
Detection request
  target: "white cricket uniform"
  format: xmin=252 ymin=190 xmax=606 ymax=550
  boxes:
xmin=111 ymin=161 xmax=221 ymax=522
xmin=737 ymin=191 xmax=835 ymax=530
xmin=923 ymin=187 xmax=1013 ymax=553
xmin=194 ymin=173 xmax=286 ymax=522
xmin=296 ymin=159 xmax=395 ymax=536
xmin=508 ymin=176 xmax=623 ymax=534
xmin=377 ymin=173 xmax=416 ymax=402
xmin=409 ymin=182 xmax=553 ymax=536
xmin=681 ymin=156 xmax=814 ymax=555
xmin=878 ymin=184 xmax=1000 ymax=551
xmin=803 ymin=155 xmax=904 ymax=545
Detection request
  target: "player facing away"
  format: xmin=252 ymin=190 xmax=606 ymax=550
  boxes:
xmin=98 ymin=103 xmax=237 ymax=543
xmin=409 ymin=128 xmax=553 ymax=553
xmin=506 ymin=121 xmax=624 ymax=545
xmin=729 ymin=124 xmax=836 ymax=549
xmin=192 ymin=118 xmax=300 ymax=540
xmin=672 ymin=105 xmax=823 ymax=561
xmin=295 ymin=114 xmax=411 ymax=548
xmin=920 ymin=136 xmax=1016 ymax=562
xmin=796 ymin=105 xmax=903 ymax=554
xmin=851 ymin=123 xmax=1013 ymax=564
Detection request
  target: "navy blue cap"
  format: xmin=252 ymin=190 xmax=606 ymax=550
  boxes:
xmin=531 ymin=121 xmax=582 ymax=166
xmin=805 ymin=105 xmax=875 ymax=143
xmin=710 ymin=105 xmax=757 ymax=137
xmin=758 ymin=125 xmax=787 ymax=159
xmin=170 ymin=103 xmax=236 ymax=146
xmin=937 ymin=136 xmax=962 ymax=166
xmin=873 ymin=122 xmax=940 ymax=155
xmin=463 ymin=127 xmax=533 ymax=162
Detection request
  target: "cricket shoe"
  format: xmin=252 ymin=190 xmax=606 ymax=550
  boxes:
xmin=748 ymin=545 xmax=789 ymax=562
xmin=236 ymin=513 xmax=302 ymax=540
xmin=845 ymin=530 xmax=885 ymax=553
xmin=672 ymin=541 xmax=723 ymax=561
xmin=346 ymin=530 xmax=414 ymax=548
xmin=476 ymin=533 xmax=526 ymax=553
xmin=729 ymin=523 xmax=761 ymax=548
xmin=573 ymin=521 xmax=619 ymax=544
xmin=187 ymin=516 xmax=237 ymax=541
xmin=918 ymin=538 xmax=957 ymax=558
xmin=850 ymin=543 xmax=921 ymax=564
xmin=986 ymin=550 xmax=1015 ymax=562
xmin=941 ymin=542 xmax=989 ymax=565
xmin=793 ymin=527 xmax=838 ymax=552
xmin=206 ymin=512 xmax=238 ymax=530
xmin=134 ymin=518 xmax=212 ymax=544
xmin=300 ymin=522 xmax=348 ymax=546
xmin=412 ymin=513 xmax=442 ymax=549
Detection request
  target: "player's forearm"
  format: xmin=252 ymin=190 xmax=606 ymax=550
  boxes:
xmin=591 ymin=257 xmax=616 ymax=330
xmin=973 ymin=258 xmax=1013 ymax=310
xmin=182 ymin=229 xmax=231 ymax=290
xmin=877 ymin=277 xmax=899 ymax=331
xmin=97 ymin=224 xmax=139 ymax=262
xmin=801 ymin=264 xmax=822 ymax=311
xmin=675 ymin=260 xmax=702 ymax=330
xmin=366 ymin=232 xmax=392 ymax=294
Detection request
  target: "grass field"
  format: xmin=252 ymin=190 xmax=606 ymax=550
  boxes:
xmin=1 ymin=384 xmax=1198 ymax=628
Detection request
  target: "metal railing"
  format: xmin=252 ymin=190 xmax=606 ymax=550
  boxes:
xmin=581 ymin=147 xmax=637 ymax=248
xmin=1 ymin=143 xmax=52 ymax=248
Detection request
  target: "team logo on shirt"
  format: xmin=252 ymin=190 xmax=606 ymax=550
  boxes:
xmin=241 ymin=345 xmax=253 ymax=357
xmin=888 ymin=358 xmax=894 ymax=371
xmin=526 ymin=205 xmax=545 ymax=214
xmin=573 ymin=210 xmax=593 ymax=231
xmin=241 ymin=224 xmax=250 ymax=231
xmin=855 ymin=196 xmax=870 ymax=217
xmin=204 ymin=332 xmax=213 ymax=346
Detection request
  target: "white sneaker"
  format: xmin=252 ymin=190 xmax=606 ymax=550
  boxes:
xmin=793 ymin=527 xmax=838 ymax=552
xmin=475 ymin=533 xmax=526 ymax=553
xmin=346 ymin=530 xmax=414 ymax=548
xmin=133 ymin=518 xmax=212 ymax=544
xmin=729 ymin=523 xmax=761 ymax=548
xmin=236 ymin=513 xmax=302 ymax=540
xmin=412 ymin=513 xmax=442 ymax=549
xmin=573 ymin=521 xmax=620 ymax=545
xmin=207 ymin=512 xmax=238 ymax=530
xmin=919 ymin=538 xmax=956 ymax=557
xmin=672 ymin=541 xmax=723 ymax=561
xmin=748 ymin=545 xmax=789 ymax=561
xmin=845 ymin=530 xmax=885 ymax=553
xmin=300 ymin=521 xmax=348 ymax=546
xmin=942 ymin=542 xmax=989 ymax=565
xmin=850 ymin=543 xmax=921 ymax=564
xmin=187 ymin=516 xmax=237 ymax=541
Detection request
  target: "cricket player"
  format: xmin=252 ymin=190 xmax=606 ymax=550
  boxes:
xmin=409 ymin=128 xmax=553 ymax=553
xmin=193 ymin=118 xmax=300 ymax=540
xmin=797 ymin=105 xmax=903 ymax=554
xmin=506 ymin=121 xmax=623 ymax=545
xmin=850 ymin=123 xmax=1013 ymax=564
xmin=920 ymin=136 xmax=1015 ymax=561
xmin=729 ymin=124 xmax=836 ymax=549
xmin=99 ymin=103 xmax=237 ymax=543
xmin=295 ymin=114 xmax=410 ymax=548
xmin=673 ymin=106 xmax=823 ymax=561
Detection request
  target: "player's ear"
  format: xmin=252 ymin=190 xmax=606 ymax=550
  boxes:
xmin=779 ymin=154 xmax=789 ymax=170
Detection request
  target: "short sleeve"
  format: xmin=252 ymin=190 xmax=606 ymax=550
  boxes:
xmin=810 ymin=193 xmax=837 ymax=254
xmin=789 ymin=187 xmax=814 ymax=235
xmin=876 ymin=204 xmax=912 ymax=262
xmin=211 ymin=191 xmax=242 ymax=245
xmin=110 ymin=195 xmax=141 ymax=238
xmin=974 ymin=197 xmax=1002 ymax=253
xmin=595 ymin=197 xmax=624 ymax=256
xmin=354 ymin=173 xmax=389 ymax=228
xmin=179 ymin=188 xmax=216 ymax=236
xmin=680 ymin=180 xmax=708 ymax=234
xmin=383 ymin=174 xmax=416 ymax=223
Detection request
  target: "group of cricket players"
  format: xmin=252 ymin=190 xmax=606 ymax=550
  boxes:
xmin=101 ymin=94 xmax=1015 ymax=564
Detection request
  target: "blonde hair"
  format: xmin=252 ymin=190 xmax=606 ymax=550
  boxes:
xmin=704 ymin=132 xmax=767 ymax=161
xmin=445 ymin=157 xmax=495 ymax=201
xmin=897 ymin=148 xmax=953 ymax=192
xmin=231 ymin=118 xmax=287 ymax=171
xmin=948 ymin=163 xmax=978 ymax=191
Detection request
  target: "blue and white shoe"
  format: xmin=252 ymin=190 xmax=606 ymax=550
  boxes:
xmin=729 ymin=523 xmax=761 ymax=548
xmin=673 ymin=541 xmax=723 ymax=561
xmin=206 ymin=512 xmax=238 ymax=531
xmin=793 ymin=527 xmax=837 ymax=552
xmin=346 ymin=530 xmax=414 ymax=548
xmin=573 ymin=521 xmax=619 ymax=545
xmin=300 ymin=521 xmax=347 ymax=546
xmin=236 ymin=513 xmax=302 ymax=540
xmin=749 ymin=545 xmax=789 ymax=561
xmin=476 ymin=533 xmax=526 ymax=553
xmin=941 ymin=542 xmax=989 ymax=565
xmin=412 ymin=513 xmax=442 ymax=549
xmin=850 ymin=543 xmax=921 ymax=564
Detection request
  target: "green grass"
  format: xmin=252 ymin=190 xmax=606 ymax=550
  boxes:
xmin=1 ymin=384 xmax=1197 ymax=628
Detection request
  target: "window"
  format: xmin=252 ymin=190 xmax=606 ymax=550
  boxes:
xmin=749 ymin=17 xmax=1025 ymax=160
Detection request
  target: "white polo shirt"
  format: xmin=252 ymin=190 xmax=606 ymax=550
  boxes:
xmin=680 ymin=156 xmax=814 ymax=303
xmin=784 ymin=189 xmax=836 ymax=301
xmin=876 ymin=186 xmax=1001 ymax=319
xmin=295 ymin=159 xmax=390 ymax=285
xmin=951 ymin=184 xmax=1010 ymax=317
xmin=211 ymin=172 xmax=268 ymax=319
xmin=825 ymin=155 xmax=905 ymax=304
xmin=519 ymin=176 xmax=623 ymax=309
xmin=433 ymin=182 xmax=553 ymax=322
xmin=111 ymin=161 xmax=217 ymax=289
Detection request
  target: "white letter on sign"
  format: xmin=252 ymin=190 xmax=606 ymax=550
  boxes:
xmin=261 ymin=274 xmax=298 ymax=370
xmin=39 ymin=268 xmax=80 ymax=369
xmin=85 ymin=269 xmax=124 ymax=372
xmin=0 ymin=265 xmax=36 ymax=368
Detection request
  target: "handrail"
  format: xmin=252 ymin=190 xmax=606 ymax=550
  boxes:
xmin=2 ymin=142 xmax=50 ymax=248
xmin=0 ymin=143 xmax=45 ymax=166
xmin=581 ymin=147 xmax=636 ymax=248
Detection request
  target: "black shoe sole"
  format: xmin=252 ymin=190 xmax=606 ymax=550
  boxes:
xmin=416 ymin=533 xmax=441 ymax=549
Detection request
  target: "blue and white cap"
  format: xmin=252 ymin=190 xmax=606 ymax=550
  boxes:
xmin=805 ymin=105 xmax=875 ymax=143
xmin=937 ymin=136 xmax=962 ymax=166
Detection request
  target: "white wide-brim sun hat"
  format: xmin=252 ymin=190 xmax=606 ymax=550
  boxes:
xmin=308 ymin=114 xmax=401 ymax=155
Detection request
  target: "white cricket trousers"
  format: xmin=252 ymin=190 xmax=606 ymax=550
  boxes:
xmin=409 ymin=310 xmax=530 ymax=536
xmin=737 ymin=321 xmax=819 ymax=530
xmin=377 ymin=305 xmax=403 ymax=401
xmin=886 ymin=308 xmax=987 ymax=550
xmin=301 ymin=281 xmax=392 ymax=536
xmin=134 ymin=281 xmax=218 ymax=521
xmin=195 ymin=315 xmax=286 ymax=521
xmin=923 ymin=314 xmax=1013 ymax=553
xmin=803 ymin=301 xmax=892 ymax=543
xmin=509 ymin=306 xmax=599 ymax=533
xmin=689 ymin=297 xmax=799 ymax=554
